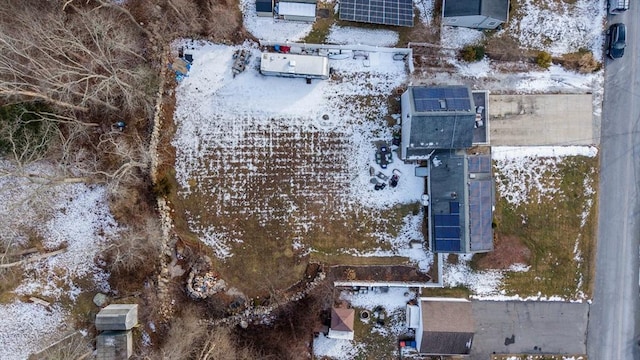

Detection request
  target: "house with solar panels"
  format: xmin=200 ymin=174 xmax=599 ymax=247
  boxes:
xmin=338 ymin=0 xmax=414 ymax=27
xmin=400 ymin=85 xmax=494 ymax=253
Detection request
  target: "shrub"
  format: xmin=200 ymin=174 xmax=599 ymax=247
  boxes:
xmin=536 ymin=51 xmax=553 ymax=69
xmin=153 ymin=175 xmax=173 ymax=197
xmin=460 ymin=45 xmax=485 ymax=62
xmin=578 ymin=52 xmax=601 ymax=73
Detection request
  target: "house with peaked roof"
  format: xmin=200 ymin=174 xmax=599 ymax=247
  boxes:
xmin=328 ymin=307 xmax=355 ymax=340
xmin=442 ymin=0 xmax=510 ymax=30
xmin=401 ymin=85 xmax=494 ymax=254
xmin=415 ymin=298 xmax=474 ymax=356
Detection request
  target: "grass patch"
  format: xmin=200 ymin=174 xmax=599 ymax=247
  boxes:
xmin=352 ymin=307 xmax=403 ymax=359
xmin=421 ymin=285 xmax=471 ymax=298
xmin=0 ymin=267 xmax=23 ymax=304
xmin=303 ymin=3 xmax=337 ymax=43
xmin=494 ymin=156 xmax=598 ymax=299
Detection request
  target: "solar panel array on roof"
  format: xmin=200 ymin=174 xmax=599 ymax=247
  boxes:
xmin=339 ymin=0 xmax=414 ymax=27
xmin=469 ymin=179 xmax=493 ymax=251
xmin=434 ymin=213 xmax=461 ymax=252
xmin=412 ymin=87 xmax=472 ymax=112
xmin=468 ymin=156 xmax=492 ymax=173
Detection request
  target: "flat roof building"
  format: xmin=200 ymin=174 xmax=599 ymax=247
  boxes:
xmin=260 ymin=52 xmax=330 ymax=79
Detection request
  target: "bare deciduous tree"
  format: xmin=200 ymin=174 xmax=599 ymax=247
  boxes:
xmin=0 ymin=0 xmax=153 ymax=114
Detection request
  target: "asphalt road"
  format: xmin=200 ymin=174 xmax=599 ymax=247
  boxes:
xmin=587 ymin=6 xmax=640 ymax=360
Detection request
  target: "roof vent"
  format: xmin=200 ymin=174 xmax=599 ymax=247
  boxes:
xmin=439 ymin=99 xmax=447 ymax=109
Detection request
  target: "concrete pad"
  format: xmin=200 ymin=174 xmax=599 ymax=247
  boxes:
xmin=489 ymin=94 xmax=597 ymax=146
xmin=470 ymin=301 xmax=589 ymax=359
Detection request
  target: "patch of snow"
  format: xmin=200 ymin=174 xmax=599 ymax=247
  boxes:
xmin=492 ymin=146 xmax=598 ymax=160
xmin=453 ymin=57 xmax=491 ymax=78
xmin=443 ymin=255 xmax=504 ymax=296
xmin=441 ymin=26 xmax=485 ymax=50
xmin=0 ymin=301 xmax=66 ymax=360
xmin=327 ymin=25 xmax=399 ymax=47
xmin=514 ymin=65 xmax=601 ymax=93
xmin=313 ymin=333 xmax=361 ymax=360
xmin=508 ymin=0 xmax=606 ymax=57
xmin=340 ymin=286 xmax=416 ymax=311
xmin=493 ymin=146 xmax=598 ymax=207
xmin=16 ymin=184 xmax=117 ymax=300
xmin=414 ymin=0 xmax=435 ymax=25
xmin=239 ymin=0 xmax=312 ymax=42
xmin=353 ymin=212 xmax=433 ymax=272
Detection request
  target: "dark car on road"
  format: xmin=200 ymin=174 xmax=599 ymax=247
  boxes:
xmin=606 ymin=23 xmax=626 ymax=59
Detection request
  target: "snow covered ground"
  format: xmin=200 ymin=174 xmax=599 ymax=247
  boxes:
xmin=173 ymin=41 xmax=426 ymax=260
xmin=0 ymin=162 xmax=119 ymax=359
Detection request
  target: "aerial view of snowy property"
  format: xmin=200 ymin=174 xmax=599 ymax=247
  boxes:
xmin=0 ymin=0 xmax=637 ymax=359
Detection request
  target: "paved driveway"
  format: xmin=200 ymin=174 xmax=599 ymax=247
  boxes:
xmin=489 ymin=94 xmax=597 ymax=146
xmin=471 ymin=301 xmax=589 ymax=359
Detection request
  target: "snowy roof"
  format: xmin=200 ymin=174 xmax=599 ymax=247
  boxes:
xmin=278 ymin=2 xmax=316 ymax=18
xmin=443 ymin=0 xmax=509 ymax=21
xmin=400 ymin=86 xmax=475 ymax=159
xmin=259 ymin=52 xmax=329 ymax=78
xmin=419 ymin=298 xmax=474 ymax=355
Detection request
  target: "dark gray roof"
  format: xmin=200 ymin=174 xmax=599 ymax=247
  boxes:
xmin=407 ymin=114 xmax=475 ymax=155
xmin=443 ymin=0 xmax=509 ymax=21
xmin=468 ymin=156 xmax=494 ymax=251
xmin=256 ymin=0 xmax=273 ymax=11
xmin=429 ymin=152 xmax=494 ymax=253
xmin=430 ymin=151 xmax=467 ymax=252
xmin=420 ymin=299 xmax=474 ymax=355
xmin=420 ymin=331 xmax=475 ymax=355
xmin=402 ymin=86 xmax=476 ymax=158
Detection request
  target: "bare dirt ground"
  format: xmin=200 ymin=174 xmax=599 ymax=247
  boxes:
xmin=473 ymin=234 xmax=532 ymax=270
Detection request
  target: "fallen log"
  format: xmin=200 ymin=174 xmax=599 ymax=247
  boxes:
xmin=0 ymin=248 xmax=66 ymax=268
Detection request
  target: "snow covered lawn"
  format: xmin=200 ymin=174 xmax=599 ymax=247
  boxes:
xmin=172 ymin=42 xmax=431 ymax=296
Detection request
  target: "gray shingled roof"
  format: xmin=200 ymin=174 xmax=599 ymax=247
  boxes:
xmin=420 ymin=299 xmax=474 ymax=355
xmin=443 ymin=0 xmax=509 ymax=21
xmin=401 ymin=86 xmax=476 ymax=160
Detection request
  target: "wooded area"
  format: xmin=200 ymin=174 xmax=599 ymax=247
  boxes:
xmin=0 ymin=1 xmax=320 ymax=359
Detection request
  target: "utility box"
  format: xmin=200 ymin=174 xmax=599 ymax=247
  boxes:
xmin=95 ymin=304 xmax=138 ymax=331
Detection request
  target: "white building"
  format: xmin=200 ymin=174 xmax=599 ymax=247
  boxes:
xmin=259 ymin=52 xmax=330 ymax=80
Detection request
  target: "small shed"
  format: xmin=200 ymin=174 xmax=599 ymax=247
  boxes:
xmin=256 ymin=0 xmax=273 ymax=16
xmin=276 ymin=1 xmax=317 ymax=22
xmin=327 ymin=307 xmax=355 ymax=340
xmin=95 ymin=304 xmax=139 ymax=331
xmin=260 ymin=52 xmax=329 ymax=80
xmin=96 ymin=330 xmax=133 ymax=360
